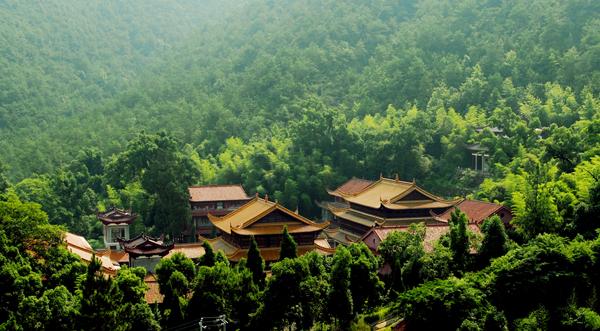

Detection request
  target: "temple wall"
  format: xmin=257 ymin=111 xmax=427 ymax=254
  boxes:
xmin=131 ymin=256 xmax=162 ymax=273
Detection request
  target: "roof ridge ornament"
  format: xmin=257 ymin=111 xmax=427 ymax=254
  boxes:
xmin=395 ymin=173 xmax=399 ymax=182
xmin=265 ymin=194 xmax=269 ymax=202
xmin=380 ymin=172 xmax=383 ymax=179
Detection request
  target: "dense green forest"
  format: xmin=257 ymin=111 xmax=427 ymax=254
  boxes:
xmin=0 ymin=0 xmax=599 ymax=330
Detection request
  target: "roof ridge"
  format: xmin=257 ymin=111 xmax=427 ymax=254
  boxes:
xmin=188 ymin=184 xmax=246 ymax=188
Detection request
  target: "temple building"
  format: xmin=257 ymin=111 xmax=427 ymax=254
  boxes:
xmin=320 ymin=175 xmax=511 ymax=244
xmin=97 ymin=207 xmax=137 ymax=250
xmin=117 ymin=234 xmax=174 ymax=272
xmin=432 ymin=199 xmax=513 ymax=226
xmin=189 ymin=184 xmax=251 ymax=239
xmin=206 ymin=195 xmax=331 ymax=263
xmin=361 ymin=223 xmax=482 ymax=254
xmin=64 ymin=232 xmax=120 ymax=276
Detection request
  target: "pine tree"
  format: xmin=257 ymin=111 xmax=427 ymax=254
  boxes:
xmin=78 ymin=256 xmax=118 ymax=330
xmin=479 ymin=215 xmax=508 ymax=264
xmin=329 ymin=246 xmax=353 ymax=327
xmin=199 ymin=241 xmax=216 ymax=267
xmin=449 ymin=209 xmax=470 ymax=273
xmin=247 ymin=236 xmax=265 ymax=287
xmin=279 ymin=225 xmax=297 ymax=260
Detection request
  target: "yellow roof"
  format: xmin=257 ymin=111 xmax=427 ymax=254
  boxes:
xmin=330 ymin=208 xmax=384 ymax=227
xmin=339 ymin=177 xmax=457 ymax=210
xmin=206 ymin=236 xmax=334 ymax=262
xmin=208 ymin=196 xmax=328 ymax=235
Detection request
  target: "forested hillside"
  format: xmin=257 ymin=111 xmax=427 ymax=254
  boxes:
xmin=1 ymin=0 xmax=599 ymax=329
xmin=1 ymin=0 xmax=598 ymax=179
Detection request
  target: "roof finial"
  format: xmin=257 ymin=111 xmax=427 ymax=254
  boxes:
xmin=295 ymin=206 xmax=299 ymax=214
xmin=275 ymin=198 xmax=278 ymax=204
xmin=412 ymin=178 xmax=416 ymax=184
xmin=395 ymin=173 xmax=399 ymax=182
xmin=265 ymin=193 xmax=269 ymax=202
xmin=380 ymin=172 xmax=383 ymax=179
xmin=255 ymin=192 xmax=259 ymax=198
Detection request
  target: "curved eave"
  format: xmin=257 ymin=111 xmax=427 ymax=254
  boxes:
xmin=231 ymin=221 xmax=329 ymax=236
xmin=381 ymin=199 xmax=461 ymax=211
xmin=208 ymin=213 xmax=232 ymax=234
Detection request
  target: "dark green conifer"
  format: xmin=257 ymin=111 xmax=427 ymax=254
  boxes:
xmin=247 ymin=236 xmax=265 ymax=287
xmin=199 ymin=240 xmax=216 ymax=267
xmin=479 ymin=215 xmax=509 ymax=264
xmin=279 ymin=225 xmax=297 ymax=260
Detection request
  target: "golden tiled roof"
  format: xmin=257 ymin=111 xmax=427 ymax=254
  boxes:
xmin=330 ymin=208 xmax=384 ymax=227
xmin=205 ymin=237 xmax=334 ymax=262
xmin=332 ymin=177 xmax=458 ymax=210
xmin=208 ymin=196 xmax=328 ymax=235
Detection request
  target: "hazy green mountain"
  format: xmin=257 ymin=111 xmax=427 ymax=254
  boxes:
xmin=1 ymin=0 xmax=598 ymax=179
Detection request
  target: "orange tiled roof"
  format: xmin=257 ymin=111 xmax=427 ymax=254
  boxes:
xmin=365 ymin=223 xmax=481 ymax=253
xmin=166 ymin=243 xmax=206 ymax=260
xmin=64 ymin=232 xmax=92 ymax=250
xmin=208 ymin=196 xmax=328 ymax=235
xmin=144 ymin=274 xmax=164 ymax=304
xmin=434 ymin=200 xmax=507 ymax=224
xmin=189 ymin=184 xmax=250 ymax=202
xmin=103 ymin=250 xmax=129 ymax=264
xmin=64 ymin=232 xmax=120 ymax=276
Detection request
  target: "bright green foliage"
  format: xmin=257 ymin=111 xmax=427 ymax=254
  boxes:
xmin=449 ymin=210 xmax=471 ymax=272
xmin=279 ymin=225 xmax=297 ymax=260
xmin=15 ymin=286 xmax=79 ymax=331
xmin=399 ymin=277 xmax=506 ymax=331
xmin=0 ymin=0 xmax=598 ymax=329
xmin=252 ymin=254 xmax=329 ymax=330
xmin=155 ymin=252 xmax=196 ymax=326
xmin=479 ymin=215 xmax=509 ymax=265
xmin=379 ymin=223 xmax=426 ymax=292
xmin=346 ymin=243 xmax=384 ymax=313
xmin=419 ymin=242 xmax=453 ymax=282
xmin=486 ymin=234 xmax=585 ymax=321
xmin=560 ymin=306 xmax=600 ymax=331
xmin=329 ymin=246 xmax=354 ymax=326
xmin=107 ymin=132 xmax=198 ymax=236
xmin=247 ymin=236 xmax=265 ymax=288
xmin=187 ymin=262 xmax=258 ymax=328
xmin=511 ymin=157 xmax=562 ymax=238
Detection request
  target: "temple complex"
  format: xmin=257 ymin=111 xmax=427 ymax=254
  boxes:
xmin=189 ymin=184 xmax=251 ymax=238
xmin=321 ymin=175 xmax=511 ymax=244
xmin=97 ymin=207 xmax=137 ymax=250
xmin=206 ymin=195 xmax=331 ymax=263
xmin=117 ymin=233 xmax=174 ymax=272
